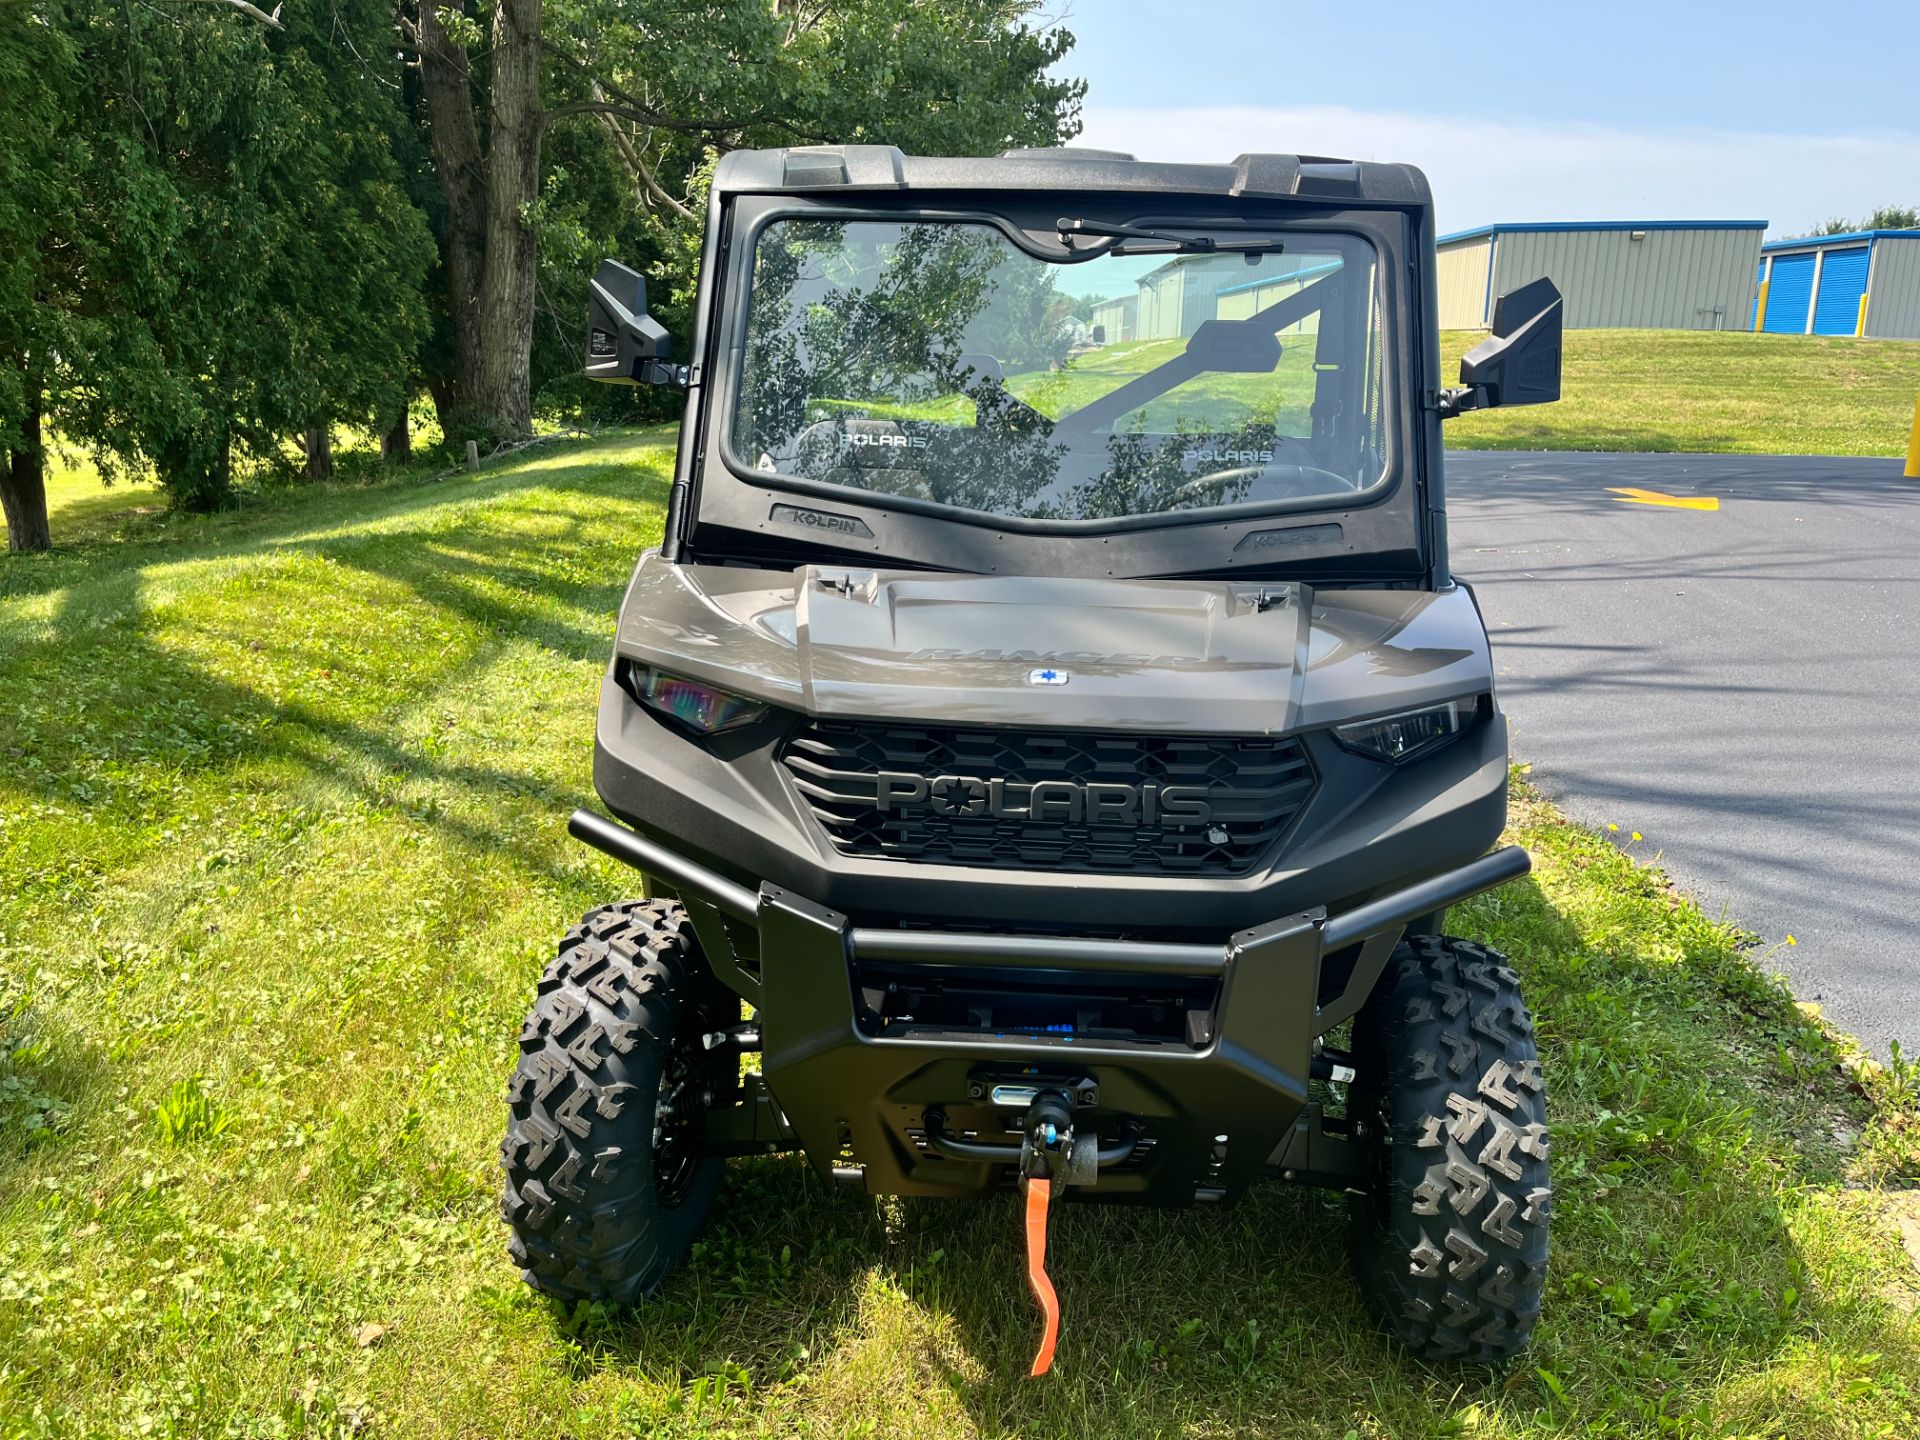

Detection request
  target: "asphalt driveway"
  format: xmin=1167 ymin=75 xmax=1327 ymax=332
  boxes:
xmin=1446 ymin=450 xmax=1920 ymax=1059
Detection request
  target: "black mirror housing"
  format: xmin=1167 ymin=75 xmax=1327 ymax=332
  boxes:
xmin=586 ymin=259 xmax=679 ymax=386
xmin=1450 ymin=277 xmax=1562 ymax=413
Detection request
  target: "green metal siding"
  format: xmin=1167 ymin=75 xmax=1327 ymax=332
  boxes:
xmin=1491 ymin=226 xmax=1764 ymax=330
xmin=1862 ymin=237 xmax=1920 ymax=339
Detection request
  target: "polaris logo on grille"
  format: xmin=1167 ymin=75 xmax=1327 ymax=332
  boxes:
xmin=873 ymin=772 xmax=1213 ymax=826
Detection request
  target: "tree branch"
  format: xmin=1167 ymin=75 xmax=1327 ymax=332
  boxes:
xmin=541 ymin=97 xmax=746 ymax=137
xmin=180 ymin=0 xmax=284 ymax=28
xmin=590 ymin=87 xmax=694 ymax=220
xmin=539 ymin=41 xmax=826 ymax=139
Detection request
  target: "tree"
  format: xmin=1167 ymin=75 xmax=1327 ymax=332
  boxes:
xmin=402 ymin=0 xmax=1082 ymax=443
xmin=0 ymin=2 xmax=76 ymax=551
xmin=1813 ymin=206 xmax=1920 ymax=236
xmin=14 ymin=0 xmax=435 ymax=515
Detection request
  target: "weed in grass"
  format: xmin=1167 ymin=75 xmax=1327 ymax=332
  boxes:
xmin=153 ymin=1077 xmax=233 ymax=1145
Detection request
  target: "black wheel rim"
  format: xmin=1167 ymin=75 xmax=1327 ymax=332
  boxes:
xmin=651 ymin=1022 xmax=709 ymax=1208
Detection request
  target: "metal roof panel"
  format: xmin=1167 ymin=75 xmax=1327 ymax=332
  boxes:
xmin=1439 ymin=219 xmax=1768 ymax=245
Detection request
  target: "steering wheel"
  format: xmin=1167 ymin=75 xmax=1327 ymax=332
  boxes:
xmin=1172 ymin=463 xmax=1354 ymax=505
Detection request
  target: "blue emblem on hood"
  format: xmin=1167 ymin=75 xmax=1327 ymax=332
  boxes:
xmin=1026 ymin=668 xmax=1070 ymax=686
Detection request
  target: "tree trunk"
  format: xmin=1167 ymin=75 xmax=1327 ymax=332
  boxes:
xmin=2 ymin=378 xmax=51 ymax=553
xmin=467 ymin=0 xmax=542 ymax=440
xmin=303 ymin=425 xmax=333 ymax=481
xmin=416 ymin=1 xmax=489 ymax=439
xmin=426 ymin=376 xmax=460 ymax=442
xmin=381 ymin=410 xmax=411 ymax=462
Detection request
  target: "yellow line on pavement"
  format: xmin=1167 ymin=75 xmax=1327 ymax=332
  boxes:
xmin=1606 ymin=486 xmax=1720 ymax=511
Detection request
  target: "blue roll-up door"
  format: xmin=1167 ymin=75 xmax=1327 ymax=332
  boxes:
xmin=1763 ymin=252 xmax=1816 ymax=333
xmin=1811 ymin=245 xmax=1870 ymax=335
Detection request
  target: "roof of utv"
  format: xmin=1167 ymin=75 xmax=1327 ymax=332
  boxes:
xmin=709 ymin=144 xmax=1433 ymax=207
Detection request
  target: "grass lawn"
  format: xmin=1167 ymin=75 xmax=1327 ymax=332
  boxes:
xmin=1440 ymin=329 xmax=1920 ymax=457
xmin=799 ymin=328 xmax=1918 ymax=463
xmin=2 ymin=432 xmax=1918 ymax=1439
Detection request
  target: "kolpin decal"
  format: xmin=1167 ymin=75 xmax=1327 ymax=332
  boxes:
xmin=769 ymin=503 xmax=876 ymax=539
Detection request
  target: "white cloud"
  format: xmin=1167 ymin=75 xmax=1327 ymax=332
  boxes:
xmin=1080 ymin=105 xmax=1920 ymax=238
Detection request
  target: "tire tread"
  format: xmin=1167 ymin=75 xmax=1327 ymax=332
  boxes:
xmin=501 ymin=899 xmax=721 ymax=1305
xmin=1351 ymin=934 xmax=1550 ymax=1363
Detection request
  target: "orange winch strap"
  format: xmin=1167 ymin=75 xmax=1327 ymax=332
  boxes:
xmin=1024 ymin=1177 xmax=1059 ymax=1377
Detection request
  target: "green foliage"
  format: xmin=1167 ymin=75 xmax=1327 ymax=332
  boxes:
xmin=35 ymin=0 xmax=434 ymax=509
xmin=1813 ymin=206 xmax=1920 ymax=235
xmin=0 ymin=5 xmax=74 ymax=453
xmin=525 ymin=0 xmax=1085 ymax=419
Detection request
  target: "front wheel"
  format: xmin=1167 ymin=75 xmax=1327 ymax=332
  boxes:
xmin=501 ymin=899 xmax=724 ymax=1304
xmin=1348 ymin=935 xmax=1551 ymax=1362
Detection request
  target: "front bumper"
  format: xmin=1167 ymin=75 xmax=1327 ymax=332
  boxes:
xmin=570 ymin=808 xmax=1531 ymax=1203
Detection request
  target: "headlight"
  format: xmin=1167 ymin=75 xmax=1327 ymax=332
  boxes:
xmin=628 ymin=664 xmax=769 ymax=736
xmin=1333 ymin=697 xmax=1477 ymax=765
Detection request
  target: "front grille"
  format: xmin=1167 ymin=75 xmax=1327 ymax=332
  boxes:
xmin=782 ymin=720 xmax=1315 ymax=875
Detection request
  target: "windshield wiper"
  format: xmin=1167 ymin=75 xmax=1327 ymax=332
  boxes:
xmin=1055 ymin=217 xmax=1286 ymax=257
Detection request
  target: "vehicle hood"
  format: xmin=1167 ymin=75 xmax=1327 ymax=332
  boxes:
xmin=614 ymin=558 xmax=1492 ymax=734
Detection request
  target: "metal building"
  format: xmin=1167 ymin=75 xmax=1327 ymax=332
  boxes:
xmin=1124 ymin=254 xmax=1357 ymax=341
xmin=1436 ymin=221 xmax=1767 ymax=331
xmin=1752 ymin=230 xmax=1920 ymax=339
xmin=1132 ymin=253 xmax=1268 ymax=339
xmin=1088 ymin=293 xmax=1137 ymax=343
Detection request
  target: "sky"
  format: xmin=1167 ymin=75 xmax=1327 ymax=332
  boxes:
xmin=1054 ymin=0 xmax=1919 ymax=240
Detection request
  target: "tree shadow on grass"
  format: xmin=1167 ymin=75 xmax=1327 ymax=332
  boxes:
xmin=556 ymin=873 xmax=1918 ymax=1436
xmin=0 ymin=448 xmax=676 ymax=1183
xmin=0 ymin=432 xmax=672 ymax=610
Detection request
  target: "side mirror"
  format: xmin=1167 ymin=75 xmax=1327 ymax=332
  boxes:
xmin=1441 ymin=277 xmax=1562 ymax=417
xmin=585 ymin=258 xmax=683 ymax=386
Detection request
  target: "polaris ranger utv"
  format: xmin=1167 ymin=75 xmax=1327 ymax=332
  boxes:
xmin=502 ymin=145 xmax=1563 ymax=1370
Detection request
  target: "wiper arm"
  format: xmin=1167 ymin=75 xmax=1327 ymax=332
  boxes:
xmin=1055 ymin=217 xmax=1285 ymax=256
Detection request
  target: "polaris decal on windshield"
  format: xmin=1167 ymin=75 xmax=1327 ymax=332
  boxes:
xmin=1183 ymin=447 xmax=1275 ymax=466
xmin=843 ymin=432 xmax=930 ymax=450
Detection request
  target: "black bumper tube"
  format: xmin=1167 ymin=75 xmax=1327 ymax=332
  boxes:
xmin=1321 ymin=844 xmax=1531 ymax=951
xmin=569 ymin=807 xmax=761 ymax=924
xmin=850 ymin=929 xmax=1223 ymax=975
xmin=571 ymin=805 xmax=1528 ymax=961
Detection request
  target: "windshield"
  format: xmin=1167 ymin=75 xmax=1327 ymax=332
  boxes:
xmin=729 ymin=218 xmax=1387 ymax=526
